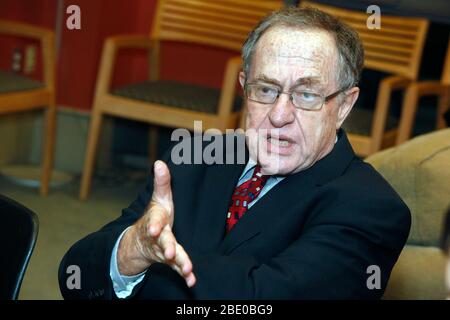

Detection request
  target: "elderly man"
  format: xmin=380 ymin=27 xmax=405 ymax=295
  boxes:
xmin=59 ymin=7 xmax=410 ymax=299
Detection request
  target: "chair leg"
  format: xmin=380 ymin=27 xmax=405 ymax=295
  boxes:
xmin=40 ymin=99 xmax=57 ymax=196
xmin=437 ymin=90 xmax=450 ymax=129
xmin=148 ymin=125 xmax=159 ymax=166
xmin=396 ymin=86 xmax=419 ymax=145
xmin=369 ymin=83 xmax=391 ymax=154
xmin=79 ymin=110 xmax=104 ymax=200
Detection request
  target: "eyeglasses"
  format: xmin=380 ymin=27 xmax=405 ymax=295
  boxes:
xmin=245 ymin=83 xmax=345 ymax=111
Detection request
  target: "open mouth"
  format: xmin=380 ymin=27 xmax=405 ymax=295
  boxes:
xmin=266 ymin=133 xmax=294 ymax=147
xmin=264 ymin=134 xmax=295 ymax=156
xmin=267 ymin=137 xmax=291 ymax=147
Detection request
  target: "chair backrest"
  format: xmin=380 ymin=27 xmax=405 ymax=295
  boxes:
xmin=0 ymin=194 xmax=39 ymax=300
xmin=300 ymin=1 xmax=429 ymax=80
xmin=0 ymin=19 xmax=55 ymax=89
xmin=151 ymin=0 xmax=284 ymax=51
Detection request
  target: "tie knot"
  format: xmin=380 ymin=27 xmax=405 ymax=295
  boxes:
xmin=225 ymin=164 xmax=270 ymax=233
xmin=252 ymin=165 xmax=269 ymax=182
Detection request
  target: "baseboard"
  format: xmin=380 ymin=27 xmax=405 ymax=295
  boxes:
xmin=0 ymin=106 xmax=113 ymax=175
xmin=0 ymin=106 xmax=174 ymax=175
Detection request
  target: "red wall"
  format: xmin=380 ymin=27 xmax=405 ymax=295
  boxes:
xmin=0 ymin=0 xmax=56 ymax=81
xmin=57 ymin=0 xmax=155 ymax=110
xmin=0 ymin=0 xmax=239 ymax=111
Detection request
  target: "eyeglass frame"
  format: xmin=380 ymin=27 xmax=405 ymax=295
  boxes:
xmin=244 ymin=82 xmax=348 ymax=111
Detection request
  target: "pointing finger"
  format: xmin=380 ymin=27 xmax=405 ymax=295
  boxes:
xmin=152 ymin=160 xmax=173 ymax=206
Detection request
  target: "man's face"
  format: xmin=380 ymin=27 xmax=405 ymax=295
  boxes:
xmin=241 ymin=27 xmax=357 ymax=175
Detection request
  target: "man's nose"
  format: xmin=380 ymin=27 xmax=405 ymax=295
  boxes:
xmin=268 ymin=93 xmax=296 ymax=127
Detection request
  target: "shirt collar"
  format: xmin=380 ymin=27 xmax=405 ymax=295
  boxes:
xmin=241 ymin=157 xmax=284 ymax=182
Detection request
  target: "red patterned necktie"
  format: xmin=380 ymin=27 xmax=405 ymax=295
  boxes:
xmin=226 ymin=165 xmax=269 ymax=233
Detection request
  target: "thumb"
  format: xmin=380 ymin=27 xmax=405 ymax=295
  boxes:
xmin=152 ymin=160 xmax=173 ymax=206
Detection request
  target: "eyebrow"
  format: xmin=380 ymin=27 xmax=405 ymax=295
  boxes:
xmin=253 ymin=75 xmax=324 ymax=89
xmin=293 ymin=77 xmax=323 ymax=88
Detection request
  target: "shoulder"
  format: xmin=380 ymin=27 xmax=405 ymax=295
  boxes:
xmin=310 ymin=157 xmax=411 ymax=229
xmin=337 ymin=158 xmax=405 ymax=199
xmin=316 ymin=157 xmax=411 ymax=240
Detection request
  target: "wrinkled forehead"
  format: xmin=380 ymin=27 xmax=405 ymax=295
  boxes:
xmin=252 ymin=26 xmax=339 ymax=85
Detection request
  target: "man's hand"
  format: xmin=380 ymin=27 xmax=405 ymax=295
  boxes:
xmin=117 ymin=160 xmax=196 ymax=288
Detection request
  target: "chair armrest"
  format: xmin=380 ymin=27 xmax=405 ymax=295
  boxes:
xmin=0 ymin=19 xmax=55 ymax=89
xmin=373 ymin=75 xmax=412 ymax=124
xmin=380 ymin=75 xmax=412 ymax=91
xmin=94 ymin=35 xmax=154 ymax=96
xmin=369 ymin=75 xmax=412 ymax=152
xmin=217 ymin=56 xmax=242 ymax=117
xmin=412 ymin=81 xmax=450 ymax=130
xmin=106 ymin=35 xmax=153 ymax=49
xmin=0 ymin=19 xmax=52 ymax=40
xmin=396 ymin=81 xmax=450 ymax=144
xmin=410 ymin=81 xmax=449 ymax=97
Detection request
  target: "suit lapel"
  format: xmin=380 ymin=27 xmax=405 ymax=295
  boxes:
xmin=218 ymin=173 xmax=306 ymax=254
xmin=190 ymin=159 xmax=246 ymax=254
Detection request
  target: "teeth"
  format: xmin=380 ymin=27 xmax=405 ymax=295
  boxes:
xmin=269 ymin=138 xmax=290 ymax=147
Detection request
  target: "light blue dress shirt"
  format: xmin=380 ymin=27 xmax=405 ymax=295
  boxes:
xmin=109 ymin=159 xmax=285 ymax=298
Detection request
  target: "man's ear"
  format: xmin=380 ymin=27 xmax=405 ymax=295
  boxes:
xmin=239 ymin=71 xmax=246 ymax=90
xmin=336 ymin=87 xmax=359 ymax=129
xmin=238 ymin=71 xmax=247 ymax=130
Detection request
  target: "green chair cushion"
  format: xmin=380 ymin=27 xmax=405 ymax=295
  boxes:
xmin=0 ymin=70 xmax=43 ymax=94
xmin=343 ymin=107 xmax=398 ymax=136
xmin=112 ymin=80 xmax=242 ymax=114
xmin=366 ymin=128 xmax=450 ymax=246
xmin=383 ymin=245 xmax=447 ymax=300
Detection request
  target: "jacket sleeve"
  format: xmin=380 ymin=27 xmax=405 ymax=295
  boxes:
xmin=58 ymin=174 xmax=153 ymax=299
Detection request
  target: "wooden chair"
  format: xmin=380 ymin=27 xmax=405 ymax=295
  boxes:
xmin=397 ymin=37 xmax=450 ymax=144
xmin=0 ymin=20 xmax=56 ymax=196
xmin=79 ymin=0 xmax=283 ymax=200
xmin=300 ymin=1 xmax=429 ymax=156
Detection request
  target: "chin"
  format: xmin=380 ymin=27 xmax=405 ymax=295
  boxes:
xmin=259 ymin=156 xmax=301 ymax=176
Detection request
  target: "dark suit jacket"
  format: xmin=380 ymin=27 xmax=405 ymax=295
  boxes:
xmin=59 ymin=130 xmax=411 ymax=299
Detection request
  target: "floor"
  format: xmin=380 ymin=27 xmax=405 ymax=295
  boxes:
xmin=0 ymin=173 xmax=146 ymax=300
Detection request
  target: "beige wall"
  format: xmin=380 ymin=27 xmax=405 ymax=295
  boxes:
xmin=0 ymin=107 xmax=113 ymax=175
xmin=0 ymin=112 xmax=30 ymax=166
